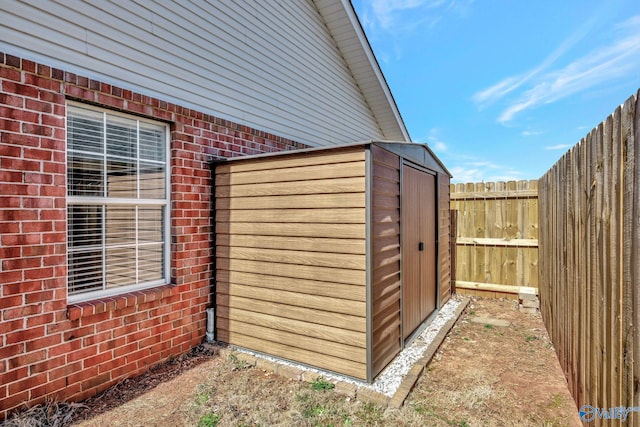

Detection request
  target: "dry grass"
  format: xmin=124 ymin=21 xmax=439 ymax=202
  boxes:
xmin=1 ymin=400 xmax=86 ymax=427
xmin=5 ymin=298 xmax=581 ymax=427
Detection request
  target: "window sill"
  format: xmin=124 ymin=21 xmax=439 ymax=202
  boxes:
xmin=67 ymin=284 xmax=175 ymax=320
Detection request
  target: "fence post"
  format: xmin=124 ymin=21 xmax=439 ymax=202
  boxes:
xmin=450 ymin=209 xmax=457 ymax=294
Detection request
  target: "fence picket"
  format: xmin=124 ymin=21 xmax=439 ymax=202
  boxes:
xmin=538 ymin=91 xmax=639 ymax=421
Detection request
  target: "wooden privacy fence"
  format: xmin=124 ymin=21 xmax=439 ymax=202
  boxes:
xmin=450 ymin=180 xmax=539 ymax=298
xmin=538 ymin=90 xmax=639 ymax=420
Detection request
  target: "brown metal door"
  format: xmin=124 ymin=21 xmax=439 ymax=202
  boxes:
xmin=402 ymin=165 xmax=437 ymax=340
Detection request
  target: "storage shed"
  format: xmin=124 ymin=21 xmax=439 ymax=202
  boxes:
xmin=214 ymin=141 xmax=452 ymax=382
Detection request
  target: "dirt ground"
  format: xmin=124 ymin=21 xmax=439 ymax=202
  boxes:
xmin=64 ymin=297 xmax=580 ymax=426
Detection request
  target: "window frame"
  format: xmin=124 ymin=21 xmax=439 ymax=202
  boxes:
xmin=66 ymin=101 xmax=171 ymax=303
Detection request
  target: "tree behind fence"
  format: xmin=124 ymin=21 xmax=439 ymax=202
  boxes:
xmin=538 ymin=90 xmax=639 ymax=422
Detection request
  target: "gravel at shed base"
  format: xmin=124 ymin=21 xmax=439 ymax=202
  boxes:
xmin=235 ymin=296 xmax=462 ymax=397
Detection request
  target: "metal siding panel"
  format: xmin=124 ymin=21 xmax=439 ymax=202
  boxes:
xmin=1 ymin=0 xmax=385 ymax=146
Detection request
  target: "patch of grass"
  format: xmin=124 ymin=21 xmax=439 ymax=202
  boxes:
xmin=355 ymin=402 xmax=383 ymax=425
xmin=413 ymin=402 xmax=459 ymax=425
xmin=547 ymin=393 xmax=564 ymax=409
xmin=310 ymin=376 xmax=335 ymax=391
xmin=194 ymin=384 xmax=212 ymax=405
xmin=228 ymin=353 xmax=249 ymax=370
xmin=525 ymin=334 xmax=538 ymax=342
xmin=484 ymin=324 xmax=494 ymax=330
xmin=294 ymin=391 xmax=347 ymax=426
xmin=197 ymin=412 xmax=221 ymax=427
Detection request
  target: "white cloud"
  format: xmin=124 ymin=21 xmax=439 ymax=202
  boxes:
xmin=544 ymin=144 xmax=573 ymax=150
xmin=371 ymin=0 xmax=448 ymax=30
xmin=522 ymin=130 xmax=543 ymax=137
xmin=449 ymin=161 xmax=523 ymax=183
xmin=474 ymin=14 xmax=640 ymax=124
xmin=415 ymin=128 xmax=448 ymax=153
xmin=472 ymin=11 xmax=599 ymax=109
xmin=432 ymin=141 xmax=447 ymax=152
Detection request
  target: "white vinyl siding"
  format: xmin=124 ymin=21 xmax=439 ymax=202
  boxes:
xmin=0 ymin=0 xmax=393 ymax=146
xmin=66 ymin=102 xmax=170 ymax=303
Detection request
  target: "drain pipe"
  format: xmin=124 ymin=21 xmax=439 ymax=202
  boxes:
xmin=206 ymin=307 xmax=215 ymax=343
xmin=207 ymin=158 xmax=218 ymax=344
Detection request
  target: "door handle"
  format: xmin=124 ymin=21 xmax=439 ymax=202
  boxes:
xmin=418 ymin=242 xmax=424 ymax=251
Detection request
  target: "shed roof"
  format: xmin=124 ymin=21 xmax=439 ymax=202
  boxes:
xmin=214 ymin=140 xmax=451 ymax=177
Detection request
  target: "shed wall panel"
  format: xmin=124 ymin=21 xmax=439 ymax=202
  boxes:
xmin=438 ymin=173 xmax=452 ymax=304
xmin=215 ymin=147 xmax=368 ymax=379
xmin=370 ymin=145 xmax=402 ymax=377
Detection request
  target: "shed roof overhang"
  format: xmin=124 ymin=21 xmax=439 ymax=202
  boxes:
xmin=213 ymin=140 xmax=451 ymax=178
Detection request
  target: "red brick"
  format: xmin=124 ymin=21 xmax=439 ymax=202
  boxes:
xmin=95 ymin=318 xmax=123 ymax=333
xmin=64 ymin=324 xmax=95 ymax=341
xmin=8 ymin=373 xmax=48 ymax=396
xmin=46 ymin=319 xmax=72 ymax=335
xmin=0 ymin=343 xmax=24 ymax=361
xmin=1 ymin=389 xmax=29 ymax=415
xmin=137 ymin=352 xmax=161 ymax=369
xmin=83 ymin=352 xmax=111 ymax=369
xmin=6 ymin=326 xmax=45 ymax=345
xmin=25 ymin=312 xmax=54 ymax=327
xmin=25 ymin=333 xmax=61 ymax=352
xmin=66 ymin=345 xmax=97 ymax=364
xmin=51 ymin=68 xmax=63 ymax=80
xmin=24 ymin=267 xmax=54 ymax=280
xmin=0 ymin=222 xmax=20 ymax=234
xmin=96 ymin=357 xmax=126 ymax=374
xmin=125 ymin=328 xmax=151 ymax=345
xmin=48 ymin=340 xmax=81 ymax=358
xmin=29 ymin=354 xmax=65 ymax=375
xmin=36 ymin=377 xmax=66 ymax=397
xmin=66 ymin=366 xmax=98 ymax=388
xmin=98 ymin=335 xmax=125 ymax=351
xmin=39 ymin=185 xmax=64 ymax=197
xmin=81 ymin=372 xmax=111 ymax=391
xmin=22 ymin=197 xmax=53 ymax=208
xmin=0 ymin=209 xmax=38 ymax=222
xmin=24 ymin=98 xmax=52 ymax=113
xmin=3 ymin=280 xmax=43 ymax=295
xmin=48 ymin=360 xmax=81 ymax=381
xmin=0 ymin=295 xmax=22 ymax=310
xmin=82 ymin=330 xmax=112 ymax=347
xmin=42 ymin=232 xmax=65 ymax=243
xmin=113 ymin=342 xmax=137 ymax=358
xmin=80 ymin=311 xmax=111 ymax=327
xmin=3 ymin=304 xmax=42 ymax=321
xmin=7 ymin=349 xmax=46 ymax=370
xmin=0 ymin=93 xmax=24 ymax=107
xmin=23 ymin=147 xmax=52 ymax=160
xmin=42 ymin=255 xmax=65 ymax=267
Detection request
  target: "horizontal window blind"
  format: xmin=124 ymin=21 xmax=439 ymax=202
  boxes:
xmin=66 ymin=103 xmax=170 ymax=302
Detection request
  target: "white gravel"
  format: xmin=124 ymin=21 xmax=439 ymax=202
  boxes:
xmin=235 ymin=296 xmax=463 ymax=397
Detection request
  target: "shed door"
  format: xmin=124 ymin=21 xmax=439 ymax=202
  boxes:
xmin=401 ymin=165 xmax=437 ymax=340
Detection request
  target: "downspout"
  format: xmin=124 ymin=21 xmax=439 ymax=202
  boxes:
xmin=207 ymin=159 xmax=217 ymax=343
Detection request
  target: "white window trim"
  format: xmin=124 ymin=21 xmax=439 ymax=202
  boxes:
xmin=66 ymin=101 xmax=171 ymax=304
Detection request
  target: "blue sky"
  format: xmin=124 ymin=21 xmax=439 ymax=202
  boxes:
xmin=351 ymin=0 xmax=640 ymax=182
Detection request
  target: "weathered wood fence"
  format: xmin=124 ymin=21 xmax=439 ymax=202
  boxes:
xmin=538 ymin=90 xmax=639 ymax=422
xmin=450 ymin=180 xmax=539 ymax=298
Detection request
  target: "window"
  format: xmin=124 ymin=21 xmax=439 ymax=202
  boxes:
xmin=66 ymin=103 xmax=170 ymax=302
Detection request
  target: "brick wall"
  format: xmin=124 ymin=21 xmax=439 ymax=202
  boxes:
xmin=0 ymin=52 xmax=306 ymax=419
